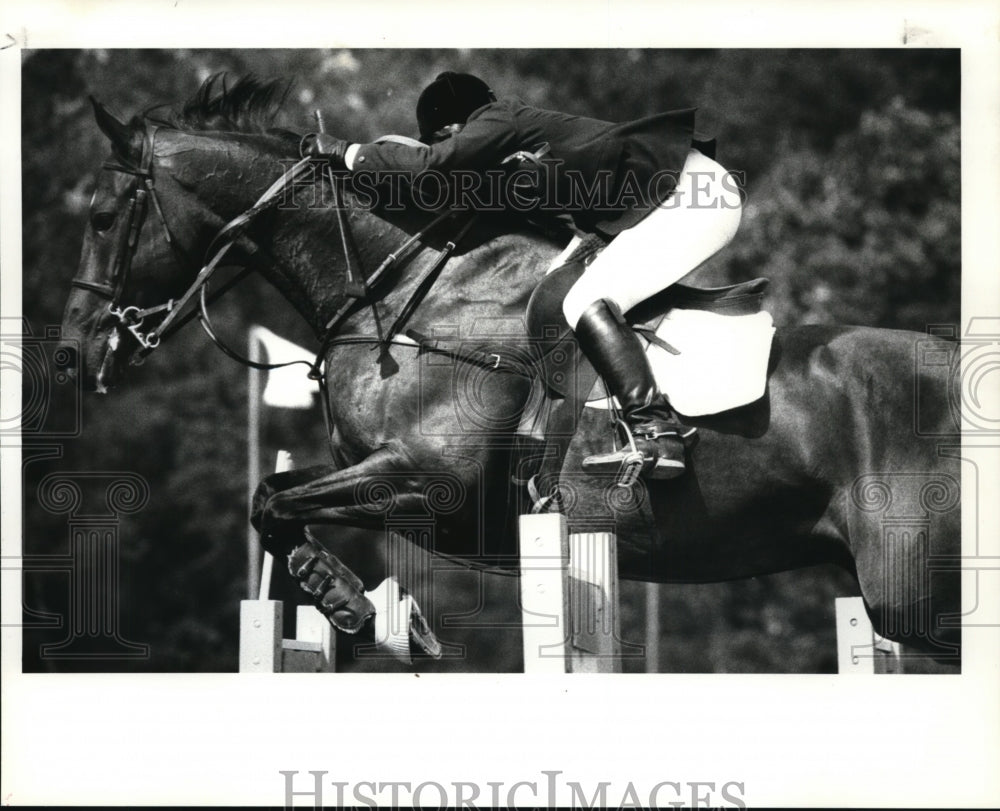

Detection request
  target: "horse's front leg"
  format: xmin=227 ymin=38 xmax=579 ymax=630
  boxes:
xmin=250 ymin=446 xmax=440 ymax=654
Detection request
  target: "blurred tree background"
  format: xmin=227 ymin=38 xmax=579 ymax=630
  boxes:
xmin=17 ymin=48 xmax=959 ymax=673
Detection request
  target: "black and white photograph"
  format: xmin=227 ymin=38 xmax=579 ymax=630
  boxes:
xmin=2 ymin=2 xmax=998 ymax=807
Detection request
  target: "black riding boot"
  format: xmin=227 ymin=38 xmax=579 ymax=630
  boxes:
xmin=574 ymin=298 xmax=697 ymax=484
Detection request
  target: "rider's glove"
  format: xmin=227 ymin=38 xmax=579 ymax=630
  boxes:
xmin=302 ymin=133 xmax=350 ymax=170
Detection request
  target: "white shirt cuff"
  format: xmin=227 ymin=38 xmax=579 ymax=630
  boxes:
xmin=344 ymin=143 xmax=360 ymax=170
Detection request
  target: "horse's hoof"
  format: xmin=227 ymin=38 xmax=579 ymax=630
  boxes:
xmin=288 ymin=538 xmax=376 ymax=634
xmin=368 ymin=577 xmax=443 ymax=663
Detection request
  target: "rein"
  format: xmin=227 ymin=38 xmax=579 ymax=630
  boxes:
xmin=76 ymin=120 xmax=515 ymax=384
xmin=72 ymin=123 xmax=319 ymax=372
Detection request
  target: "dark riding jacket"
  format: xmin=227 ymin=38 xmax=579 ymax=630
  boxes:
xmin=352 ymin=99 xmax=714 ymax=236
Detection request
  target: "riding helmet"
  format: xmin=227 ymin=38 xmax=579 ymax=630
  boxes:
xmin=416 ymin=71 xmax=497 ymax=142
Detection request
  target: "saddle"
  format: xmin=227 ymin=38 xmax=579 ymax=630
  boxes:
xmin=524 ymin=263 xmax=769 ymax=401
xmin=356 ymin=139 xmax=772 ymax=504
xmin=512 ymin=262 xmax=771 ymax=509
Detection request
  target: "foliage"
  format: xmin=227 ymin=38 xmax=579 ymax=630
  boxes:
xmin=17 ymin=49 xmax=959 ymax=672
xmin=723 ymin=96 xmax=960 ymax=329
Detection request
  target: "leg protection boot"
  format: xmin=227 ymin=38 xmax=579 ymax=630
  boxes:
xmin=288 ymin=531 xmax=376 ymax=633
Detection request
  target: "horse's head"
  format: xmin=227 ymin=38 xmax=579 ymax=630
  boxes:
xmin=60 ymin=77 xmax=300 ymax=392
xmin=59 ymin=100 xmax=204 ymax=391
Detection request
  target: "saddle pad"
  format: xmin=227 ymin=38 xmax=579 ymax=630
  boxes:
xmin=585 ymin=308 xmax=776 ymax=416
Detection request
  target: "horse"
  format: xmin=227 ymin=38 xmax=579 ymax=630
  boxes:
xmin=59 ymin=77 xmax=961 ymax=662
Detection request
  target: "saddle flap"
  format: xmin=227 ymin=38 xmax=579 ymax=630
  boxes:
xmin=525 ymin=261 xmax=595 ymax=402
xmin=526 ymin=263 xmax=775 ymax=415
xmin=586 ymin=307 xmax=776 ymax=416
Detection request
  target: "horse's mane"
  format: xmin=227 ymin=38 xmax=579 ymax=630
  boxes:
xmin=143 ymin=73 xmax=292 ymax=135
xmin=133 ymin=73 xmax=573 ymax=246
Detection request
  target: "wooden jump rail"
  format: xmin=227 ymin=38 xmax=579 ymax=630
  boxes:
xmin=242 ymin=454 xmax=628 ymax=673
xmin=835 ymin=596 xmax=901 ymax=674
xmin=521 ymin=526 xmax=906 ymax=675
xmin=519 ymin=513 xmax=624 ymax=673
xmin=243 ymin=465 xmax=882 ymax=676
xmin=239 ymin=451 xmax=336 ymax=673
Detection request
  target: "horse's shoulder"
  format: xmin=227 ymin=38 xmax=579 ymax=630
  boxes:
xmin=483 ymin=212 xmax=573 ymax=252
xmin=459 ymin=216 xmax=567 ymax=269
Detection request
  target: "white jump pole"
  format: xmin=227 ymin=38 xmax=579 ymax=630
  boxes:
xmin=835 ymin=596 xmax=902 ymax=674
xmin=246 ymin=332 xmax=263 ymax=599
xmin=240 ymin=450 xmax=335 ymax=672
xmin=519 ymin=513 xmax=622 ymax=673
xmin=644 ymin=581 xmax=660 ymax=673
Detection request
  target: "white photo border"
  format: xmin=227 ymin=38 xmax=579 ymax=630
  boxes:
xmin=2 ymin=1 xmax=998 ymax=807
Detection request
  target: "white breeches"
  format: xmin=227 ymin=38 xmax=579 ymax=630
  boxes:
xmin=559 ymin=148 xmax=743 ymax=328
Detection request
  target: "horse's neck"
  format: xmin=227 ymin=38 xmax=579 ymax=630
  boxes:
xmin=339 ymin=213 xmax=566 ymax=341
xmin=265 ymin=183 xmax=566 ymax=341
xmin=175 ymin=131 xmax=564 ymax=339
xmin=170 ymin=131 xmax=352 ymax=337
xmin=266 ymin=189 xmax=451 ymax=337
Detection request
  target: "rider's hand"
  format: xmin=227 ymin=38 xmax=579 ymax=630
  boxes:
xmin=302 ymin=133 xmax=350 ymax=169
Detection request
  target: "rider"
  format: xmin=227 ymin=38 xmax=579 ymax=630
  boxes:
xmin=306 ymin=71 xmax=743 ymax=482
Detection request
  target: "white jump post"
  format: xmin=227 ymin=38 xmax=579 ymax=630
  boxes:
xmin=239 ymin=450 xmax=335 ymax=673
xmin=519 ymin=513 xmax=622 ymax=673
xmin=835 ymin=596 xmax=902 ymax=674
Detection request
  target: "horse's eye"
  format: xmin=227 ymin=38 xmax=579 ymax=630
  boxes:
xmin=91 ymin=211 xmax=116 ymax=232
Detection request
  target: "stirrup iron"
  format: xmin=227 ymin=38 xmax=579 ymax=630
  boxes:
xmin=582 ymin=418 xmax=649 ymax=488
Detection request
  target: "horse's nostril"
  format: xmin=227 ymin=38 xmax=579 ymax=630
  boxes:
xmin=54 ymin=342 xmax=78 ymax=372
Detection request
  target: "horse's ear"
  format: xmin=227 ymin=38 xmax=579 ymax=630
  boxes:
xmin=90 ymin=96 xmax=134 ymax=157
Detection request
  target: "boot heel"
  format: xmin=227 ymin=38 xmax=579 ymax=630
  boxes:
xmin=650 ymin=456 xmax=686 ymax=480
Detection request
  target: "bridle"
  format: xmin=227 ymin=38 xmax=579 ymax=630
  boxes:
xmin=71 ymin=123 xmax=317 ymax=371
xmin=70 ymin=124 xmax=179 ymax=351
xmin=70 ymin=120 xmax=525 ymax=383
